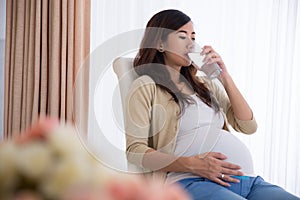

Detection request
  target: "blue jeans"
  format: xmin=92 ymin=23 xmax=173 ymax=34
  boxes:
xmin=177 ymin=176 xmax=300 ymax=200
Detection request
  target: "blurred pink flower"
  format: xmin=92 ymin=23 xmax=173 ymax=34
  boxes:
xmin=16 ymin=117 xmax=60 ymax=144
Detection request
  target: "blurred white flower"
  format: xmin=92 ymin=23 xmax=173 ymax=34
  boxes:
xmin=0 ymin=122 xmax=190 ymax=200
xmin=16 ymin=142 xmax=52 ymax=180
xmin=0 ymin=142 xmax=18 ymax=193
xmin=0 ymin=124 xmax=112 ymax=200
xmin=40 ymin=157 xmax=88 ymax=199
xmin=47 ymin=125 xmax=85 ymax=156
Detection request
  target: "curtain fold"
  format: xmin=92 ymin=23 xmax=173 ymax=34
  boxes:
xmin=4 ymin=0 xmax=90 ymax=139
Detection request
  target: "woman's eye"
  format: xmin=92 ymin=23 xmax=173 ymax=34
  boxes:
xmin=179 ymin=36 xmax=186 ymax=39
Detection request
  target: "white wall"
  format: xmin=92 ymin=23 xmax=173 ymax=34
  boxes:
xmin=0 ymin=0 xmax=6 ymax=140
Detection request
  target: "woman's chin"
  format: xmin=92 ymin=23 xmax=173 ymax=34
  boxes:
xmin=182 ymin=59 xmax=192 ymax=67
xmin=179 ymin=56 xmax=192 ymax=67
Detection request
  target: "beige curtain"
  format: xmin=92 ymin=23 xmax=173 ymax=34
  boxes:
xmin=4 ymin=0 xmax=90 ymax=139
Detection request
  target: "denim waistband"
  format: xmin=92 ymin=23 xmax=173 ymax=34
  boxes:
xmin=231 ymin=175 xmax=252 ymax=180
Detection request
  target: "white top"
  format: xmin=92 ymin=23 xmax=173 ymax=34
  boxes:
xmin=166 ymin=94 xmax=254 ymax=184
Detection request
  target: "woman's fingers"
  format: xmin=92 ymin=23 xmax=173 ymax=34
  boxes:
xmin=201 ymin=152 xmax=243 ymax=174
xmin=200 ymin=45 xmax=227 ymax=70
xmin=202 ymin=52 xmax=220 ymax=63
xmin=201 ymin=45 xmax=214 ymax=55
xmin=221 ymin=165 xmax=243 ymax=174
xmin=201 ymin=151 xmax=227 ymax=160
xmin=206 ymin=56 xmax=223 ymax=65
xmin=212 ymin=176 xmax=231 ymax=187
xmin=220 ymin=174 xmax=241 ymax=184
xmin=221 ymin=160 xmax=242 ymax=171
xmin=196 ymin=152 xmax=244 ymax=186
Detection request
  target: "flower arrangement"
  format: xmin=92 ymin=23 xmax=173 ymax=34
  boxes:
xmin=0 ymin=118 xmax=190 ymax=200
xmin=0 ymin=118 xmax=111 ymax=200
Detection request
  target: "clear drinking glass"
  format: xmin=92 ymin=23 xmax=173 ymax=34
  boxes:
xmin=188 ymin=45 xmax=222 ymax=79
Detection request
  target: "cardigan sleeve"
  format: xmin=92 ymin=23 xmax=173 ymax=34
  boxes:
xmin=202 ymin=77 xmax=257 ymax=134
xmin=125 ymin=76 xmax=156 ymax=167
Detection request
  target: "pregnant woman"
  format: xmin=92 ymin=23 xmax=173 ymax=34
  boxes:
xmin=125 ymin=9 xmax=300 ymax=199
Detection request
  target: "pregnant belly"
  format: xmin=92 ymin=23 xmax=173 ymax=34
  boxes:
xmin=174 ymin=128 xmax=254 ymax=175
xmin=208 ymin=130 xmax=254 ymax=175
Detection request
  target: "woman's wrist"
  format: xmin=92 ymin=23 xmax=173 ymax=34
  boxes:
xmin=178 ymin=156 xmax=203 ymax=174
xmin=176 ymin=156 xmax=194 ymax=172
xmin=220 ymin=72 xmax=233 ymax=88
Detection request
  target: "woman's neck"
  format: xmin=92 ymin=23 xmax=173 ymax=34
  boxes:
xmin=165 ymin=64 xmax=182 ymax=84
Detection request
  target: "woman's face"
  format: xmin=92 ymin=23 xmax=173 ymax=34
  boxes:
xmin=162 ymin=21 xmax=195 ymax=69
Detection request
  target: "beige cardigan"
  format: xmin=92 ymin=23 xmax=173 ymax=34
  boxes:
xmin=125 ymin=75 xmax=257 ymax=181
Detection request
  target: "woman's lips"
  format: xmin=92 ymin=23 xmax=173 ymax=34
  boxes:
xmin=183 ymin=53 xmax=189 ymax=58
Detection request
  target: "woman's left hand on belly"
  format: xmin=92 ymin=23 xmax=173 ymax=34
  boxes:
xmin=184 ymin=152 xmax=243 ymax=187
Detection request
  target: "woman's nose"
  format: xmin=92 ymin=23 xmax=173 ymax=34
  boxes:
xmin=187 ymin=43 xmax=195 ymax=52
xmin=186 ymin=37 xmax=195 ymax=51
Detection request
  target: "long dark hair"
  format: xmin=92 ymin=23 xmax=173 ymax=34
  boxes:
xmin=134 ymin=9 xmax=219 ymax=112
